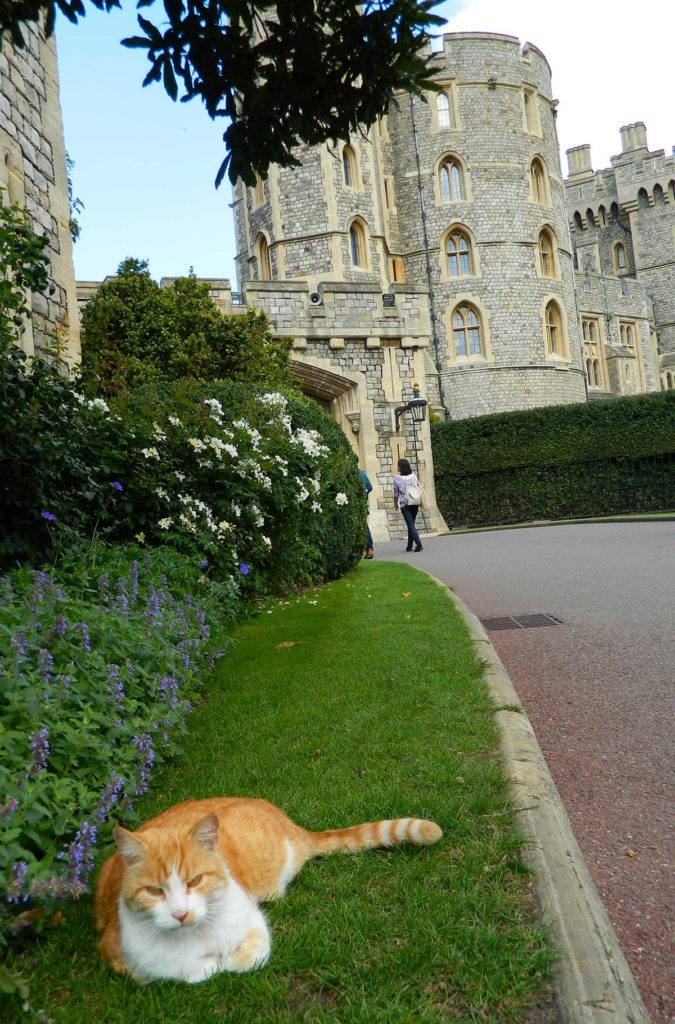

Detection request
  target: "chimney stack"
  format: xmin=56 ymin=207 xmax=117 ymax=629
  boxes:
xmin=620 ymin=122 xmax=648 ymax=153
xmin=566 ymin=144 xmax=593 ymax=178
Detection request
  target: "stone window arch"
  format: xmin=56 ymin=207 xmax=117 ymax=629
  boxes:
xmin=653 ymin=184 xmax=665 ymax=204
xmin=342 ymin=145 xmax=357 ymax=188
xmin=256 ymin=233 xmax=271 ymax=280
xmin=451 ymin=303 xmax=483 ymax=357
xmin=637 ymin=187 xmax=650 ymax=210
xmin=523 ymin=87 xmax=539 ymax=134
xmin=669 ymin=180 xmax=675 ymax=203
xmin=544 ymin=299 xmax=567 ymax=358
xmin=592 ymin=359 xmax=601 ymax=387
xmin=573 ymin=211 xmax=584 ymax=232
xmin=529 ymin=157 xmax=549 ymax=205
xmin=437 ymin=92 xmax=453 ymax=129
xmin=613 ymin=241 xmax=627 ymax=273
xmin=582 ymin=318 xmax=597 ymax=342
xmin=586 ymin=208 xmax=596 ymax=228
xmin=349 ymin=218 xmax=368 ymax=268
xmin=444 ymin=226 xmax=474 ymax=277
xmin=537 ymin=227 xmax=558 ymax=278
xmin=665 ymin=371 xmax=673 ymax=390
xmin=598 ymin=205 xmax=607 ymax=226
xmin=620 ymin=322 xmax=636 ymax=347
xmin=438 ymin=155 xmax=465 ymax=202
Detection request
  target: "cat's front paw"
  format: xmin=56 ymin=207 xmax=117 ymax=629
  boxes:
xmin=182 ymin=955 xmax=223 ymax=984
xmin=225 ymin=928 xmax=271 ymax=973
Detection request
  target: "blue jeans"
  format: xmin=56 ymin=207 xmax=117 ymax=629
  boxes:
xmin=401 ymin=504 xmax=421 ymax=549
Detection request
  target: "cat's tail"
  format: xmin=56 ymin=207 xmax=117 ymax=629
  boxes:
xmin=306 ymin=817 xmax=442 ymax=856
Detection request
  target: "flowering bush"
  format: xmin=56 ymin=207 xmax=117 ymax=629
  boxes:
xmin=0 ymin=544 xmax=233 ymax=945
xmin=0 ymin=345 xmax=364 ymax=587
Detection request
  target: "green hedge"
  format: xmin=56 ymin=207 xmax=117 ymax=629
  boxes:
xmin=431 ymin=393 xmax=675 ymax=526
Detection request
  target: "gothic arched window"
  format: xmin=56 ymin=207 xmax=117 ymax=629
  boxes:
xmin=545 ymin=300 xmax=564 ymax=356
xmin=439 ymin=158 xmax=464 ymax=202
xmin=349 ymin=220 xmax=367 ymax=267
xmin=445 ymin=228 xmax=473 ymax=277
xmin=343 ymin=145 xmax=357 ymax=188
xmin=452 ymin=304 xmax=482 ymax=357
xmin=437 ymin=92 xmax=453 ymax=129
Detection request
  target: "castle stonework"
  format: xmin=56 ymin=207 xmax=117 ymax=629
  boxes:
xmin=0 ymin=26 xmax=79 ymax=363
xmin=565 ymin=123 xmax=675 ymax=393
xmin=66 ymin=33 xmax=673 ymax=542
xmin=232 ymin=32 xmax=670 ymax=540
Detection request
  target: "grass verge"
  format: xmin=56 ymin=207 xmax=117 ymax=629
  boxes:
xmin=6 ymin=562 xmax=554 ymax=1023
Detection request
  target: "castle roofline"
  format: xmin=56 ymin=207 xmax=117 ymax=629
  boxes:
xmin=437 ymin=31 xmax=552 ymax=74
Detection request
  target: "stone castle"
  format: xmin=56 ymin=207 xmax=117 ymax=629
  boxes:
xmin=0 ymin=25 xmax=79 ymax=363
xmin=3 ymin=28 xmax=674 ymax=541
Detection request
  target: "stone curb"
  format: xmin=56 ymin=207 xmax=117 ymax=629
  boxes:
xmin=427 ymin=573 xmax=652 ymax=1024
xmin=437 ymin=515 xmax=673 ymax=537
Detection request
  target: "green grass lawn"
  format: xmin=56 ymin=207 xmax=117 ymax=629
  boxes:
xmin=7 ymin=562 xmax=553 ymax=1023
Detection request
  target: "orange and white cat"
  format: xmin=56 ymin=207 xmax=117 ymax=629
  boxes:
xmin=96 ymin=796 xmax=442 ymax=984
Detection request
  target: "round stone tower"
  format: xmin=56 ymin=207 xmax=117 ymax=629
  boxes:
xmin=387 ymin=31 xmax=586 ymax=418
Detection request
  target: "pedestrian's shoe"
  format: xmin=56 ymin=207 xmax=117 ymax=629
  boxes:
xmin=405 ymin=545 xmax=413 ymax=552
xmin=414 ymin=545 xmax=423 ymax=552
xmin=365 ymin=547 xmax=374 ymax=559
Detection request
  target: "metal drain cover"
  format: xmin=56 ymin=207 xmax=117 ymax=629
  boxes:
xmin=481 ymin=613 xmax=563 ymax=631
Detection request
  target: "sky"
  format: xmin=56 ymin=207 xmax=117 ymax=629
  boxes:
xmin=56 ymin=0 xmax=673 ymax=286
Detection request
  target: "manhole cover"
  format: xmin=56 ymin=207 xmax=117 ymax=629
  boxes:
xmin=480 ymin=613 xmax=563 ymax=631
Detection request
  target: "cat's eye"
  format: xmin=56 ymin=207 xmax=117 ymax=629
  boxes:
xmin=144 ymin=885 xmax=164 ymax=897
xmin=187 ymin=874 xmax=203 ymax=888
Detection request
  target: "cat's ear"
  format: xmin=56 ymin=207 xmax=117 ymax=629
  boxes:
xmin=189 ymin=814 xmax=219 ymax=851
xmin=114 ymin=825 xmax=146 ymax=864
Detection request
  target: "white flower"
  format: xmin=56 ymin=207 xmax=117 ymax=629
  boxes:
xmin=168 ymin=414 xmax=181 ymax=427
xmin=232 ymin=419 xmax=250 ymax=431
xmin=335 ymin=492 xmax=349 ymax=506
xmin=218 ymin=520 xmax=232 ymax=533
xmin=310 ymin=477 xmax=321 ymax=494
xmin=158 ymin=517 xmax=173 ymax=530
xmin=262 ymin=536 xmax=272 ymax=548
xmin=298 ymin=487 xmax=310 ymax=503
xmin=311 ymin=501 xmax=322 ymax=513
xmin=258 ymin=392 xmax=288 ymax=409
xmin=188 ymin=437 xmax=206 ymax=452
xmin=141 ymin=446 xmax=159 ymax=460
xmin=255 ymin=515 xmax=265 ymax=527
xmin=72 ymin=391 xmax=86 ymax=405
xmin=155 ymin=486 xmax=168 ymax=499
xmin=232 ymin=503 xmax=242 ymax=518
xmin=152 ymin=423 xmax=167 ymax=441
xmin=174 ymin=471 xmax=185 ymax=481
xmin=224 ymin=444 xmax=239 ymax=459
xmin=86 ymin=397 xmax=110 ymax=414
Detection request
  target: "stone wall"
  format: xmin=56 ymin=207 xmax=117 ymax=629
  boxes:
xmin=0 ymin=26 xmax=79 ymax=364
xmin=565 ymin=123 xmax=675 ymax=388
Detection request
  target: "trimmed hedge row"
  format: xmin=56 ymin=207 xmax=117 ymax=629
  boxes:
xmin=432 ymin=393 xmax=675 ymax=527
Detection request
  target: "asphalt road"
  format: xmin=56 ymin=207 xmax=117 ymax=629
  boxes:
xmin=378 ymin=522 xmax=674 ymax=1024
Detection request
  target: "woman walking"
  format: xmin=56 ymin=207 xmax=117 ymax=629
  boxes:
xmin=393 ymin=458 xmax=423 ymax=552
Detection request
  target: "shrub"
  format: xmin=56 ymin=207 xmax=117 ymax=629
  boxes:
xmin=79 ymin=258 xmax=295 ymax=396
xmin=0 ymin=544 xmax=233 ymax=945
xmin=0 ymin=347 xmax=364 ymax=587
xmin=432 ymin=393 xmax=675 ymax=526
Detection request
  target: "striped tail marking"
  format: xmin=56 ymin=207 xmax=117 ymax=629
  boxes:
xmin=309 ymin=817 xmax=442 ymax=855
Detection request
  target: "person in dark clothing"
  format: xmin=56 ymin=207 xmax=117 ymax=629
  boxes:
xmin=359 ymin=469 xmax=374 ymax=558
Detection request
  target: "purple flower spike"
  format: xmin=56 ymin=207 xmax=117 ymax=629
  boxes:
xmin=199 ymin=559 xmax=209 ymax=570
xmin=27 ymin=727 xmax=50 ymax=777
xmin=7 ymin=860 xmax=29 ymax=904
xmin=239 ymin=563 xmax=250 ymax=576
xmin=112 ymin=481 xmax=123 ymax=492
xmin=41 ymin=511 xmax=57 ymax=522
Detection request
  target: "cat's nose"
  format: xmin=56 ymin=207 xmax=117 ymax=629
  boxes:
xmin=172 ymin=910 xmax=189 ymax=923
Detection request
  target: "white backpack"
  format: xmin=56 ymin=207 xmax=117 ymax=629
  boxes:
xmin=404 ymin=478 xmax=422 ymax=506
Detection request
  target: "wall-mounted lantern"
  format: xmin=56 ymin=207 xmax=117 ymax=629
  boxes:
xmin=394 ymin=383 xmax=428 ymax=432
